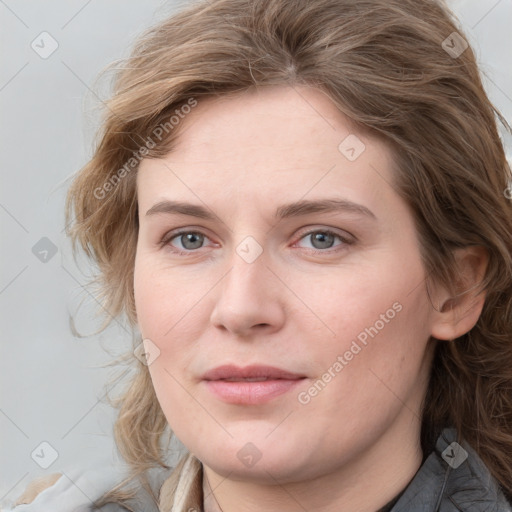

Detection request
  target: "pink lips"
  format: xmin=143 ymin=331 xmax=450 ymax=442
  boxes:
xmin=202 ymin=364 xmax=306 ymax=405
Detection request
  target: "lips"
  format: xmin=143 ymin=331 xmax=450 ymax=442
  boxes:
xmin=202 ymin=364 xmax=306 ymax=381
xmin=202 ymin=365 xmax=307 ymax=405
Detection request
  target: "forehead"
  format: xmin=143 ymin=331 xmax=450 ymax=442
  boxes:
xmin=167 ymin=85 xmax=373 ymax=161
xmin=136 ymin=85 xmax=398 ymax=220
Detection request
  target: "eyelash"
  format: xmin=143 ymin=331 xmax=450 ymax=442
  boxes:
xmin=159 ymin=228 xmax=354 ymax=256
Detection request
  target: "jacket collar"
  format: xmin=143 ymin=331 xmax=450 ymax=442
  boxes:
xmin=389 ymin=427 xmax=510 ymax=511
xmin=158 ymin=427 xmax=511 ymax=512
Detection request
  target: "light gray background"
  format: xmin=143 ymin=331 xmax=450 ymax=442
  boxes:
xmin=1 ymin=0 xmax=511 ymax=504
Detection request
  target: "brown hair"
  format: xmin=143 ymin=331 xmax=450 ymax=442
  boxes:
xmin=64 ymin=0 xmax=512 ymax=507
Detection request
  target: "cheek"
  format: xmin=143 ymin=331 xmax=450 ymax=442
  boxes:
xmin=321 ymin=295 xmax=430 ymax=422
xmin=133 ymin=253 xmax=195 ymax=338
xmin=295 ymin=260 xmax=432 ymax=401
xmin=133 ymin=257 xmax=201 ymax=427
xmin=287 ymin=264 xmax=411 ymax=350
xmin=133 ymin=253 xmax=209 ymax=380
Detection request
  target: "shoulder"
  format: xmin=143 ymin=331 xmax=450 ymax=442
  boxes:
xmin=1 ymin=476 xmax=131 ymax=512
xmin=6 ymin=473 xmax=63 ymax=507
xmin=1 ymin=474 xmax=127 ymax=512
xmin=436 ymin=428 xmax=512 ymax=511
xmin=392 ymin=427 xmax=512 ymax=511
xmin=0 ymin=457 xmax=144 ymax=512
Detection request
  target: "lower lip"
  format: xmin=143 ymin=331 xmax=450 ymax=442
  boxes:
xmin=204 ymin=379 xmax=305 ymax=405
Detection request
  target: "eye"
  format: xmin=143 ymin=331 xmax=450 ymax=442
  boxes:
xmin=160 ymin=228 xmax=354 ymax=255
xmin=295 ymin=229 xmax=353 ymax=252
xmin=162 ymin=230 xmax=212 ymax=253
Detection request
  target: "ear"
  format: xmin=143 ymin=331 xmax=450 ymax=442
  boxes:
xmin=429 ymin=245 xmax=489 ymax=341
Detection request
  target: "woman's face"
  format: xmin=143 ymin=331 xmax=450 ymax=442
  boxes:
xmin=134 ymin=85 xmax=437 ymax=484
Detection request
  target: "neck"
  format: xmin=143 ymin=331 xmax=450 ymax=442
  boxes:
xmin=202 ymin=413 xmax=423 ymax=512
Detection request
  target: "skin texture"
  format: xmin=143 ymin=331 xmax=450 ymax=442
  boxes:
xmin=133 ymin=85 xmax=488 ymax=512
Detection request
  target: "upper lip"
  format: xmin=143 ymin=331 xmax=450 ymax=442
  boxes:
xmin=202 ymin=365 xmax=306 ymax=381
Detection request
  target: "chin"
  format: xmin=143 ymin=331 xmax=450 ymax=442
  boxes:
xmin=190 ymin=432 xmax=316 ymax=483
xmin=203 ymin=454 xmax=308 ymax=484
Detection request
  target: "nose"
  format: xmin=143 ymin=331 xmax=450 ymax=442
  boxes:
xmin=209 ymin=248 xmax=286 ymax=338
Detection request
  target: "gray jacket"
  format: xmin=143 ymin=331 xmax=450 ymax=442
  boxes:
xmin=383 ymin=427 xmax=512 ymax=511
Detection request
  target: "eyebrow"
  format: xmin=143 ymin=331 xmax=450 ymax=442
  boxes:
xmin=145 ymin=198 xmax=376 ymax=221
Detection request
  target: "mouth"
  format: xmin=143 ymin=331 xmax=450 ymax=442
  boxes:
xmin=202 ymin=365 xmax=307 ymax=405
xmin=218 ymin=377 xmax=278 ymax=382
xmin=202 ymin=364 xmax=306 ymax=381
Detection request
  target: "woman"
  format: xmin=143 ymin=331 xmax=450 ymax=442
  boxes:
xmin=7 ymin=0 xmax=512 ymax=510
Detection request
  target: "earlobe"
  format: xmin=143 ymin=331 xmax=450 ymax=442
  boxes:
xmin=429 ymin=245 xmax=489 ymax=341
